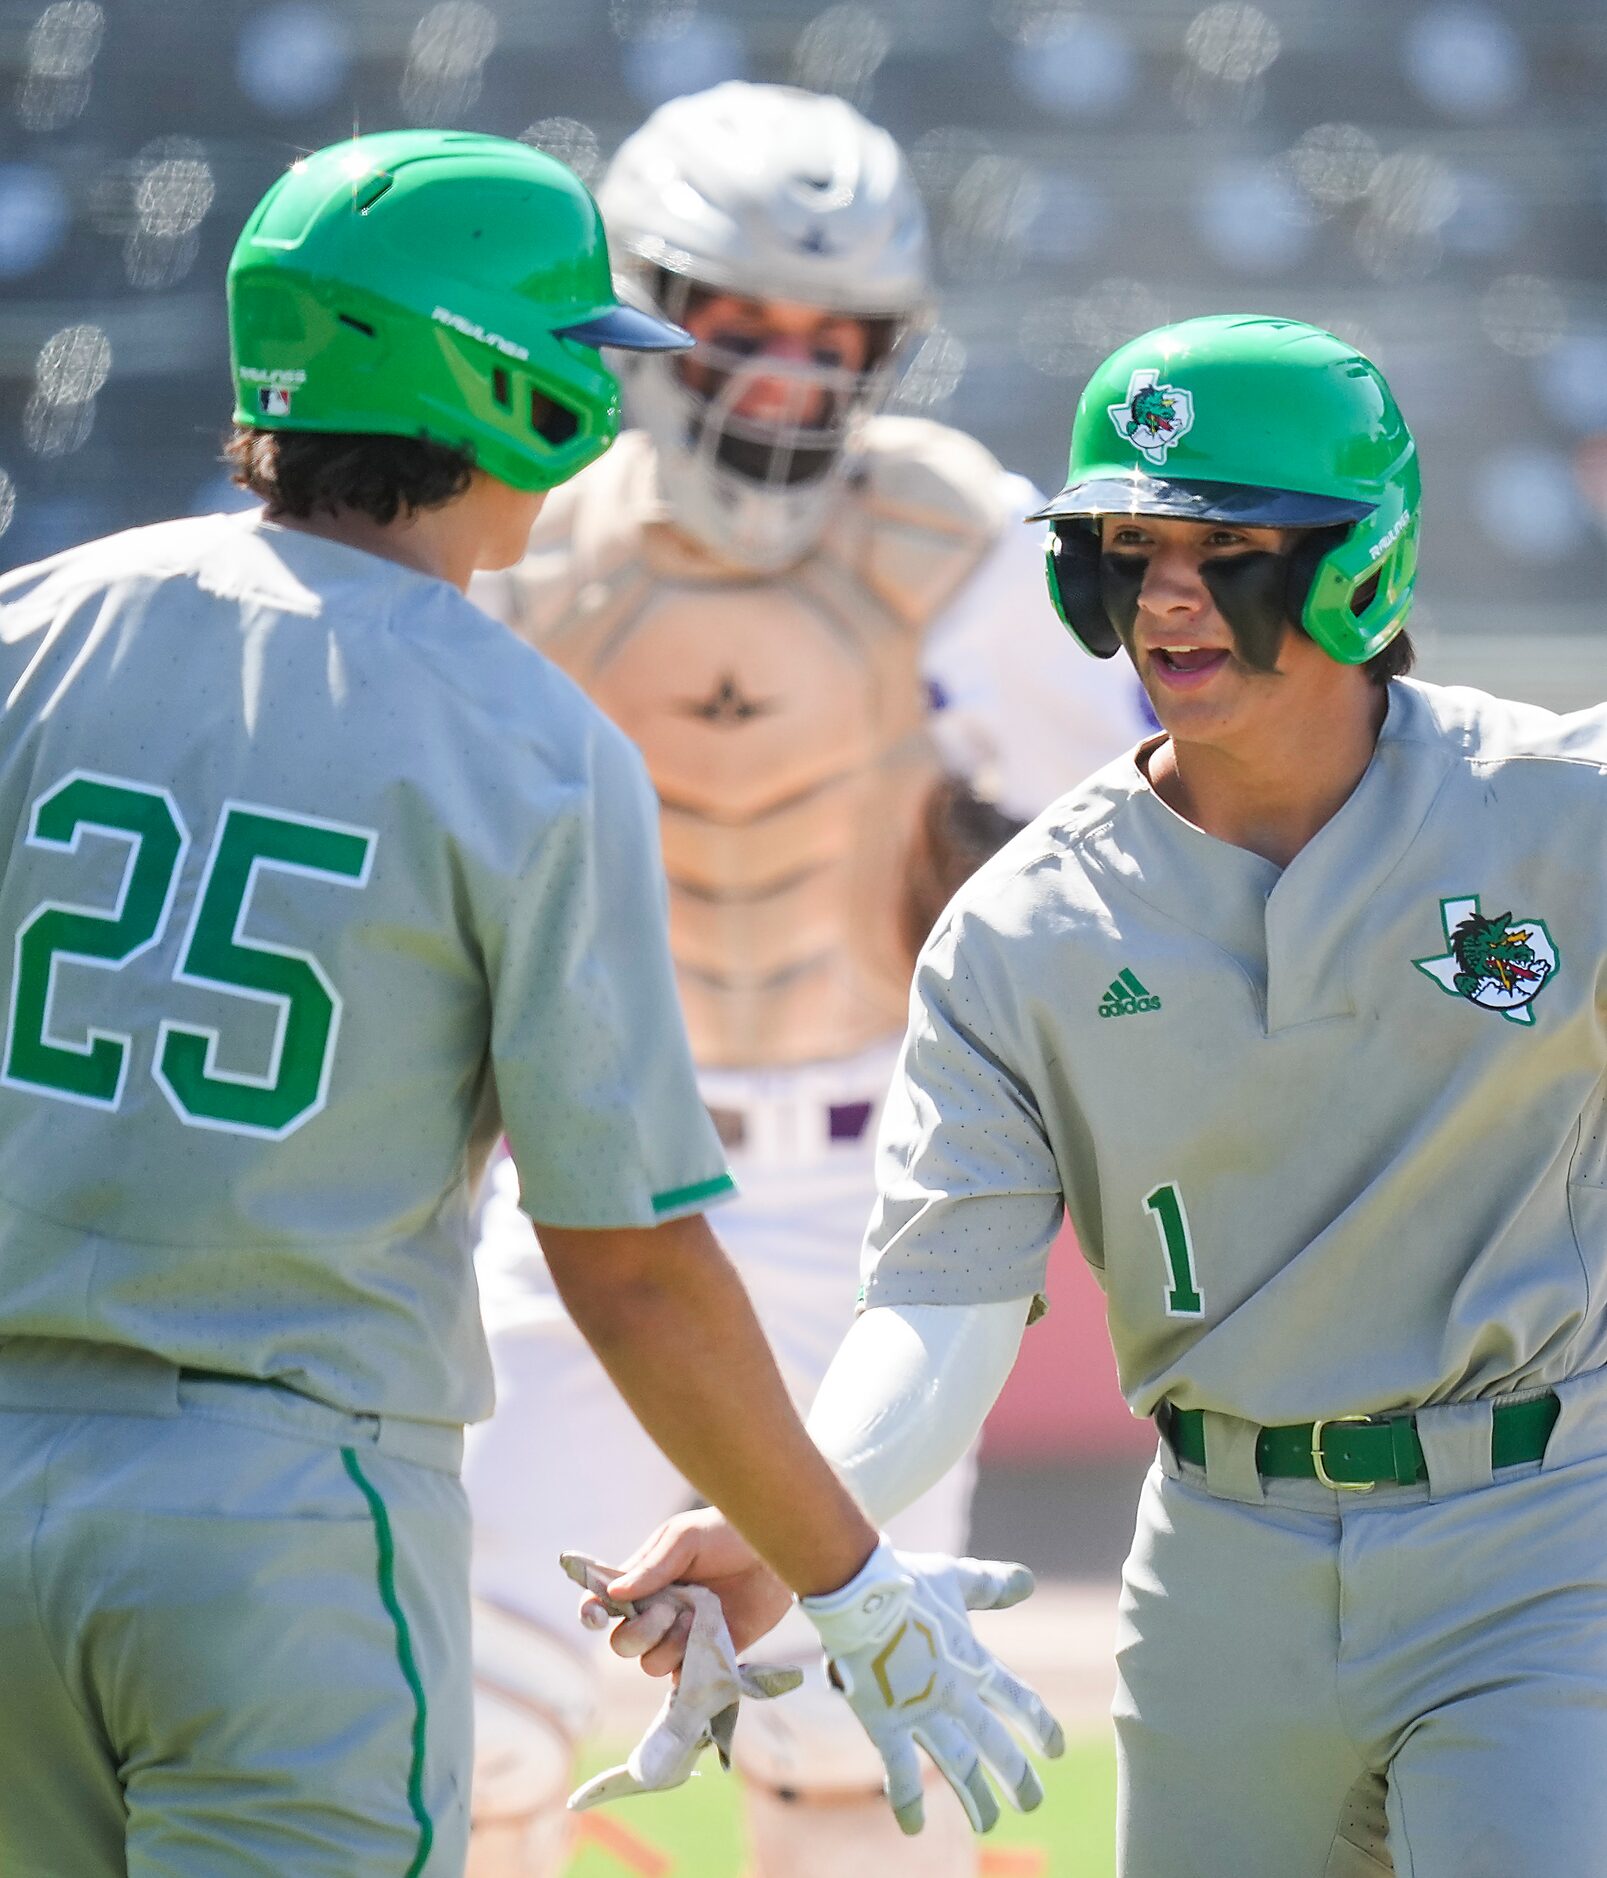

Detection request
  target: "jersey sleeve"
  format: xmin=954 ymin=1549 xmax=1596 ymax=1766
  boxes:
xmin=485 ymin=723 xmax=733 ymax=1229
xmin=860 ymin=909 xmax=1064 ymax=1309
xmin=921 ymin=472 xmax=1154 ymax=821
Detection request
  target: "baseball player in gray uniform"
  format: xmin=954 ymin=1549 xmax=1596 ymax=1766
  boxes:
xmin=0 ymin=130 xmax=1060 ymax=1876
xmin=585 ymin=314 xmax=1607 ymax=1878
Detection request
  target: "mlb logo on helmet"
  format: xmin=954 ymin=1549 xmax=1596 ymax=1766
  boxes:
xmin=259 ymin=386 xmax=293 ymax=416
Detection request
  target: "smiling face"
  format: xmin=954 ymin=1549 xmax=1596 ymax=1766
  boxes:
xmin=1098 ymin=513 xmax=1353 ymax=750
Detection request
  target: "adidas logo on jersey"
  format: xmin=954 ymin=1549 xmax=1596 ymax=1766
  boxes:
xmin=1098 ymin=969 xmax=1161 ymax=1017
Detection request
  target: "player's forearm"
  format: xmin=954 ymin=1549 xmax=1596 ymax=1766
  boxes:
xmin=540 ymin=1214 xmax=876 ymax=1598
xmin=806 ymin=1300 xmax=1030 ymax=1525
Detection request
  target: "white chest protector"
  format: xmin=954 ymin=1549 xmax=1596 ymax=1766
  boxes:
xmin=482 ymin=417 xmax=1016 ymax=1068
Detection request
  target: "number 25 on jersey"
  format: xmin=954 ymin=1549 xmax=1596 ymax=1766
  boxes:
xmin=2 ymin=772 xmax=375 ymax=1140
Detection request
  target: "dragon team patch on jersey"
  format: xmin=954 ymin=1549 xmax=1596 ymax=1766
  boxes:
xmin=1108 ymin=369 xmax=1195 ymax=466
xmin=1413 ymin=894 xmax=1558 ymax=1026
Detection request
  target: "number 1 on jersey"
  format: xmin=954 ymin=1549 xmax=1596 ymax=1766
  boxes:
xmin=1145 ymin=1181 xmax=1204 ymax=1317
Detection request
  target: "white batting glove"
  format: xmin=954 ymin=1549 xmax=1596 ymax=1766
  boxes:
xmin=800 ymin=1540 xmax=1064 ymax=1836
xmin=559 ymin=1552 xmax=803 ymax=1810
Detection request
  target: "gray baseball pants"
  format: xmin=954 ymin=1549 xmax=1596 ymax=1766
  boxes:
xmin=1115 ymin=1366 xmax=1607 ymax=1877
xmin=0 ymin=1338 xmax=471 ymax=1877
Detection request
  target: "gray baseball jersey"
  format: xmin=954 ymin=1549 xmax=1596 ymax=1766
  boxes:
xmin=862 ymin=678 xmax=1607 ymax=1426
xmin=0 ymin=511 xmax=731 ymax=1426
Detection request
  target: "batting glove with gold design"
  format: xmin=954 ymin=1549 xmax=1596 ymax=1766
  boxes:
xmin=800 ymin=1540 xmax=1064 ymax=1836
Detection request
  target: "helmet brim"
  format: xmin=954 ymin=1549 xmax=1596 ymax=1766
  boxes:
xmin=555 ymin=303 xmax=692 ymax=352
xmin=1025 ymin=472 xmax=1376 ymax=528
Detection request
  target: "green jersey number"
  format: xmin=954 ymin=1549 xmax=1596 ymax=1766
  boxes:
xmin=3 ymin=774 xmax=189 ymax=1110
xmin=155 ymin=805 xmax=375 ymax=1137
xmin=1144 ymin=1181 xmax=1204 ymax=1318
xmin=3 ymin=773 xmax=375 ymax=1140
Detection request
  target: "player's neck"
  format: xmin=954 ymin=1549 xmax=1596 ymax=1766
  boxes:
xmin=267 ymin=474 xmax=544 ymax=590
xmin=268 ymin=504 xmax=481 ymax=591
xmin=1147 ymin=675 xmax=1388 ymax=870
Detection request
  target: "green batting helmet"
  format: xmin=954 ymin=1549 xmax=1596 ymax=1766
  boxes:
xmin=227 ymin=130 xmax=690 ymax=493
xmin=1030 ymin=314 xmax=1421 ymax=665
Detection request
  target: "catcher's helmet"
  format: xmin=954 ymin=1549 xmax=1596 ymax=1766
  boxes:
xmin=1030 ymin=314 xmax=1420 ymax=666
xmin=597 ymin=82 xmax=933 ymax=571
xmin=227 ymin=130 xmax=689 ymax=493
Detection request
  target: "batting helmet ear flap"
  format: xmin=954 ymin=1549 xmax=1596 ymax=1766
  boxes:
xmin=1282 ymin=523 xmax=1349 ymax=637
xmin=1044 ymin=522 xmax=1122 ymax=659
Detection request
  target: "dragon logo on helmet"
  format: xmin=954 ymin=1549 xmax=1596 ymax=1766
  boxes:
xmin=1107 ymin=368 xmax=1195 ymax=466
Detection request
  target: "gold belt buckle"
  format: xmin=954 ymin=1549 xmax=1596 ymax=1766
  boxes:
xmin=1310 ymin=1414 xmax=1376 ymax=1492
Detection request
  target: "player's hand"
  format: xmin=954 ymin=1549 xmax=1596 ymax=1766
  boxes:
xmin=559 ymin=1554 xmax=802 ymax=1810
xmin=579 ymin=1509 xmax=793 ymax=1674
xmin=801 ymin=1540 xmax=1064 ymax=1836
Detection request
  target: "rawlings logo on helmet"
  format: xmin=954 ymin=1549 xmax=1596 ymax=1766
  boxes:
xmin=430 ymin=305 xmax=531 ymax=361
xmin=1368 ymin=507 xmax=1412 ymax=562
xmin=1107 ymin=368 xmax=1195 ymax=466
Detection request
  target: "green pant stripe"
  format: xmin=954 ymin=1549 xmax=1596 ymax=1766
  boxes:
xmin=341 ymin=1446 xmax=434 ymax=1877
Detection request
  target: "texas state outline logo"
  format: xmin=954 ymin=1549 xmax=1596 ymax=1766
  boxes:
xmin=1413 ymin=893 xmax=1559 ymax=1026
xmin=1107 ymin=368 xmax=1195 ymax=466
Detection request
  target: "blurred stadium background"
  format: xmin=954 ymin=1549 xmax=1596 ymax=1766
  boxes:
xmin=0 ymin=0 xmax=1604 ymax=719
xmin=0 ymin=1 xmax=1600 ymax=1868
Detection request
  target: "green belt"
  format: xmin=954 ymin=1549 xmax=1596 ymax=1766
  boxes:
xmin=1168 ymin=1394 xmax=1560 ymax=1491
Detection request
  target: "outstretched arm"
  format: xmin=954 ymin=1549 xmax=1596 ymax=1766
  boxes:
xmin=539 ymin=1210 xmax=877 ymax=1600
xmin=556 ymin=883 xmax=1067 ymax=1833
xmin=602 ymin=1297 xmax=1031 ymax=1666
xmin=589 ymin=1292 xmax=1056 ymax=1836
xmin=808 ymin=1297 xmax=1030 ymax=1521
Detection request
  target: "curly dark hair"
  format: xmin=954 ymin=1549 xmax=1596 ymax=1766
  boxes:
xmin=224 ymin=426 xmax=475 ymax=524
xmin=1363 ymin=628 xmax=1415 ymax=685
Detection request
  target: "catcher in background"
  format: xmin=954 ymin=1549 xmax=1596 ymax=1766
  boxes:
xmin=465 ymin=80 xmax=1149 ymax=1878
